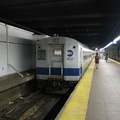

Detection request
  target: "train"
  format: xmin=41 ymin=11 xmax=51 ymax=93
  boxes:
xmin=36 ymin=36 xmax=94 ymax=92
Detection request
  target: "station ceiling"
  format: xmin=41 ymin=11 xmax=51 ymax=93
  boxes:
xmin=0 ymin=0 xmax=120 ymax=50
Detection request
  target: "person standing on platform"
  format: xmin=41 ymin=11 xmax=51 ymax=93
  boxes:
xmin=95 ymin=53 xmax=100 ymax=69
xmin=105 ymin=53 xmax=109 ymax=62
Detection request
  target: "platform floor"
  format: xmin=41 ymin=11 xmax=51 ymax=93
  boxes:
xmin=0 ymin=69 xmax=35 ymax=92
xmin=55 ymin=58 xmax=120 ymax=120
xmin=86 ymin=59 xmax=120 ymax=120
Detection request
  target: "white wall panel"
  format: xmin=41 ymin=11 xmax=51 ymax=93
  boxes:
xmin=33 ymin=35 xmax=49 ymax=40
xmin=0 ymin=24 xmax=36 ymax=77
xmin=8 ymin=25 xmax=33 ymax=39
xmin=8 ymin=43 xmax=33 ymax=74
xmin=32 ymin=45 xmax=36 ymax=68
xmin=32 ymin=41 xmax=37 ymax=68
xmin=0 ymin=43 xmax=7 ymax=76
xmin=0 ymin=24 xmax=6 ymax=42
xmin=7 ymin=25 xmax=34 ymax=74
xmin=9 ymin=36 xmax=33 ymax=44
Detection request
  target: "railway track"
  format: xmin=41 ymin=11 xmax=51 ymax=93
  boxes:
xmin=0 ymin=89 xmax=62 ymax=120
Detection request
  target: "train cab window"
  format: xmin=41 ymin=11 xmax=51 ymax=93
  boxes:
xmin=54 ymin=50 xmax=62 ymax=56
xmin=38 ymin=50 xmax=46 ymax=60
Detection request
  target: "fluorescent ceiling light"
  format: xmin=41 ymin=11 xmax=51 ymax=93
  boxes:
xmin=103 ymin=42 xmax=113 ymax=49
xmin=102 ymin=35 xmax=120 ymax=50
xmin=113 ymin=36 xmax=120 ymax=43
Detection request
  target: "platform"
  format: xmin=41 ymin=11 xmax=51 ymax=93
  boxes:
xmin=0 ymin=69 xmax=35 ymax=92
xmin=55 ymin=58 xmax=120 ymax=120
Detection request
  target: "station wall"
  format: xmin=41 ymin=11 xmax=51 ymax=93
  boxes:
xmin=0 ymin=23 xmax=36 ymax=76
xmin=105 ymin=40 xmax=120 ymax=62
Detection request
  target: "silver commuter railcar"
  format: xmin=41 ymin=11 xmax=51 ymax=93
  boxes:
xmin=36 ymin=36 xmax=94 ymax=89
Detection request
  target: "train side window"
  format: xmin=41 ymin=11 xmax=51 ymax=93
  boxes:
xmin=54 ymin=50 xmax=62 ymax=56
xmin=38 ymin=50 xmax=46 ymax=60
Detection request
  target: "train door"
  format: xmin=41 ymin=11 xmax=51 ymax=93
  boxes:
xmin=49 ymin=45 xmax=63 ymax=79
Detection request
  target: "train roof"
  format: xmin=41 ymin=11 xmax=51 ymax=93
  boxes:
xmin=37 ymin=36 xmax=82 ymax=44
xmin=36 ymin=36 xmax=94 ymax=52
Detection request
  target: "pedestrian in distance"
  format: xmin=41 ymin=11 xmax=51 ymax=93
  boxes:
xmin=105 ymin=53 xmax=109 ymax=62
xmin=95 ymin=53 xmax=100 ymax=69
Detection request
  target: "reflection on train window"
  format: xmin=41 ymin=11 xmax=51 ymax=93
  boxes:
xmin=38 ymin=50 xmax=46 ymax=60
xmin=54 ymin=50 xmax=62 ymax=56
xmin=83 ymin=51 xmax=92 ymax=62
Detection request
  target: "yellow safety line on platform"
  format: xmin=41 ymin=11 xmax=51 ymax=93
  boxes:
xmin=57 ymin=59 xmax=95 ymax=120
xmin=109 ymin=58 xmax=120 ymax=64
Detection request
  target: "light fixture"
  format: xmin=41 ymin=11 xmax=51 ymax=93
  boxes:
xmin=103 ymin=42 xmax=113 ymax=49
xmin=113 ymin=36 xmax=120 ymax=43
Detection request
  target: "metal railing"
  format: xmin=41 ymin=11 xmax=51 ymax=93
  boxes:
xmin=8 ymin=64 xmax=24 ymax=78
